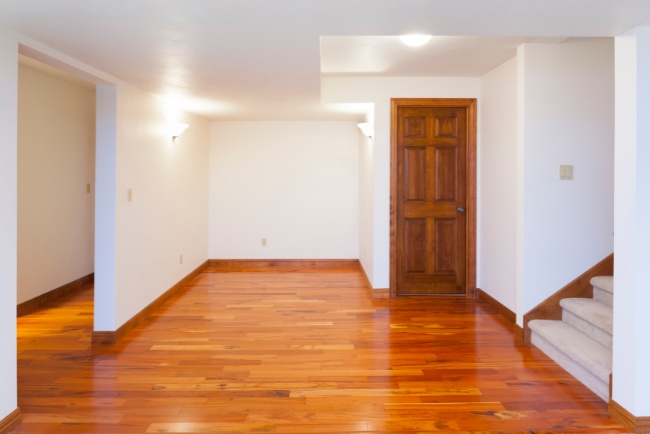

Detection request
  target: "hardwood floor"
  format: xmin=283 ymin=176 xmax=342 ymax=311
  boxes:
xmin=14 ymin=266 xmax=626 ymax=433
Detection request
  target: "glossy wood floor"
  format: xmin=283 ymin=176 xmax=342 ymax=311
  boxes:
xmin=15 ymin=266 xmax=626 ymax=433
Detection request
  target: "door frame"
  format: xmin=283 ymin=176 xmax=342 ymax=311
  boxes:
xmin=389 ymin=98 xmax=477 ymax=298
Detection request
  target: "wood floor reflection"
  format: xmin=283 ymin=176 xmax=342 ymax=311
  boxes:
xmin=14 ymin=266 xmax=625 ymax=433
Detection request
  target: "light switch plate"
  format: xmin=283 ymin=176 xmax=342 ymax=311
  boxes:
xmin=559 ymin=165 xmax=574 ymax=180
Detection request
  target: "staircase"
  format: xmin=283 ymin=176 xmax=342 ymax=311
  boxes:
xmin=528 ymin=276 xmax=613 ymax=401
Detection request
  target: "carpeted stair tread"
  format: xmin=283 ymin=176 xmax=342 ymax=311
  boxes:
xmin=560 ymin=298 xmax=612 ymax=349
xmin=529 ymin=319 xmax=611 ymax=383
xmin=590 ymin=276 xmax=613 ymax=294
xmin=591 ymin=276 xmax=613 ymax=307
xmin=528 ymin=275 xmax=614 ymax=401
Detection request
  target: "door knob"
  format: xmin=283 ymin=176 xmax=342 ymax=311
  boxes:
xmin=457 ymin=207 xmax=465 ymax=213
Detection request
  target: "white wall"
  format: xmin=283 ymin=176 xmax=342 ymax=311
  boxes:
xmin=322 ymin=77 xmax=482 ymax=288
xmin=0 ymin=26 xmax=18 ymax=422
xmin=518 ymin=39 xmax=615 ymax=316
xmin=96 ymin=82 xmax=210 ymax=330
xmin=613 ymin=27 xmax=650 ymax=417
xmin=7 ymin=39 xmax=211 ymax=332
xmin=17 ymin=64 xmax=96 ymax=304
xmin=0 ymin=30 xmax=211 ymax=420
xmin=209 ymin=121 xmax=359 ymax=259
xmin=479 ymin=57 xmax=518 ymax=312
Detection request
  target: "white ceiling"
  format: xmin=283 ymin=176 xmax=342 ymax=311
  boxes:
xmin=2 ymin=0 xmax=650 ymax=121
xmin=320 ymin=36 xmax=567 ymax=78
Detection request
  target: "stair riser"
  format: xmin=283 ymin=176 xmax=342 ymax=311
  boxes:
xmin=593 ymin=287 xmax=613 ymax=307
xmin=562 ymin=309 xmax=612 ymax=350
xmin=531 ymin=331 xmax=609 ymax=401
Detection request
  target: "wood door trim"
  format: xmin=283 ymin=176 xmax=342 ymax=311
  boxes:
xmin=390 ymin=98 xmax=477 ymax=298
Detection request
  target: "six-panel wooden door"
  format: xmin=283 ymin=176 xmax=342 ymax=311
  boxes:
xmin=394 ymin=103 xmax=469 ymax=295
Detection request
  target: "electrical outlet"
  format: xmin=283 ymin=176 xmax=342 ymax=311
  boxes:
xmin=180 ymin=254 xmax=183 ymax=264
xmin=262 ymin=238 xmax=267 ymax=246
xmin=86 ymin=183 xmax=91 ymax=194
xmin=128 ymin=188 xmax=133 ymax=202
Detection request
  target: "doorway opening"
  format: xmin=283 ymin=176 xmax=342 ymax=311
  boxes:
xmin=16 ymin=54 xmax=97 ymax=314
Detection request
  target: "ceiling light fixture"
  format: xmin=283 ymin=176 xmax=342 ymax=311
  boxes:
xmin=399 ymin=34 xmax=432 ymax=47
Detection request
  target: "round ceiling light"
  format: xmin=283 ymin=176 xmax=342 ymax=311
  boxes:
xmin=399 ymin=34 xmax=433 ymax=47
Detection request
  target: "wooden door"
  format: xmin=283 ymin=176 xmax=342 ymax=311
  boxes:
xmin=392 ymin=99 xmax=475 ymax=296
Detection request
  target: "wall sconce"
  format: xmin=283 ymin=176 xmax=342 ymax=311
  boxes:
xmin=357 ymin=122 xmax=374 ymax=139
xmin=169 ymin=122 xmax=189 ymax=141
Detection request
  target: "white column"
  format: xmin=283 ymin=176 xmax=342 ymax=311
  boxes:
xmin=94 ymin=84 xmax=118 ymax=331
xmin=373 ymin=99 xmax=391 ymax=289
xmin=0 ymin=28 xmax=18 ymax=418
xmin=515 ymin=44 xmax=526 ymax=324
xmin=613 ymin=26 xmax=650 ymax=417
